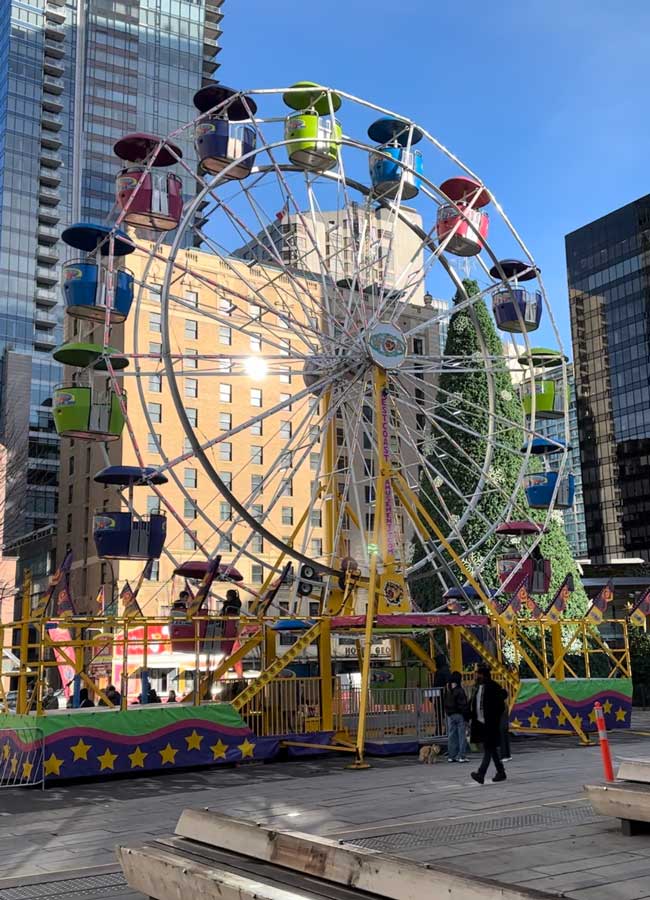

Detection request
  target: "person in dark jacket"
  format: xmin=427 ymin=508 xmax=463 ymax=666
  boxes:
xmin=444 ymin=671 xmax=469 ymax=762
xmin=470 ymin=665 xmax=507 ymax=784
xmin=433 ymin=654 xmax=451 ymax=688
xmin=78 ymin=688 xmax=94 ymax=709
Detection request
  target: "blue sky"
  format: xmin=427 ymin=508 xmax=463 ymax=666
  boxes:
xmin=220 ymin=0 xmax=650 ymax=355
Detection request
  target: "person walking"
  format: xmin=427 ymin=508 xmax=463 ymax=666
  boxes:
xmin=470 ymin=665 xmax=507 ymax=784
xmin=444 ymin=671 xmax=469 ymax=762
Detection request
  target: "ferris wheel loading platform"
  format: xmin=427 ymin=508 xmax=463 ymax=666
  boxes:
xmin=117 ymin=808 xmax=555 ymax=900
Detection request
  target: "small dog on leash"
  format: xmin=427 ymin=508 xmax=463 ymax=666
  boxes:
xmin=418 ymin=744 xmax=443 ymax=764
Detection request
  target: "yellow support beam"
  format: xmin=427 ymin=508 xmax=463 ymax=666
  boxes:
xmin=319 ymin=617 xmax=333 ymax=731
xmin=180 ymin=630 xmax=263 ymax=704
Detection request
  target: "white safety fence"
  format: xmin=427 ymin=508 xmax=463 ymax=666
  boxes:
xmin=0 ymin=727 xmax=45 ymax=789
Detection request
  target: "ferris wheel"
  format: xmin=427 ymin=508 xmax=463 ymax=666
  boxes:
xmin=52 ymin=82 xmax=574 ymax=617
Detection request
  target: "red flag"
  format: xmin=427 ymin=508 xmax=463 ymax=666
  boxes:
xmin=121 ymin=580 xmax=143 ymax=619
xmin=56 ymin=574 xmax=76 ymax=616
xmin=95 ymin=585 xmax=105 ymax=614
xmin=33 ymin=550 xmax=73 ymax=618
xmin=630 ymin=587 xmax=650 ymax=627
xmin=545 ymin=574 xmax=574 ymax=624
xmin=586 ymin=580 xmax=614 ymax=625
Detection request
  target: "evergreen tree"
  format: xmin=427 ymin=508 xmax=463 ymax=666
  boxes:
xmin=411 ymin=278 xmax=587 ymax=618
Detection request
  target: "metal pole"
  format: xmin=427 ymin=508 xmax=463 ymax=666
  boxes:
xmin=17 ymin=570 xmax=32 ymax=715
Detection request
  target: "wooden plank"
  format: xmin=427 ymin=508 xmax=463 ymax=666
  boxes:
xmin=585 ymin=783 xmax=650 ymax=824
xmin=617 ymin=757 xmax=650 ymax=784
xmin=173 ymin=809 xmax=555 ymax=899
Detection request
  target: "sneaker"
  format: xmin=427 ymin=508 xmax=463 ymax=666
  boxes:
xmin=447 ymin=757 xmax=456 ymax=763
xmin=471 ymin=771 xmax=484 ymax=785
xmin=492 ymin=772 xmax=507 ymax=783
xmin=501 ymin=756 xmax=512 ymax=762
xmin=456 ymin=757 xmax=469 ymax=763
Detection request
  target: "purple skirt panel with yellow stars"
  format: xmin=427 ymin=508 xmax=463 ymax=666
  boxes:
xmin=510 ymin=678 xmax=633 ymax=733
xmin=0 ymin=704 xmax=285 ymax=782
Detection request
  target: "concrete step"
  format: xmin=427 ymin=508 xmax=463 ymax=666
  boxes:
xmin=585 ymin=781 xmax=650 ymax=833
xmin=618 ymin=757 xmax=650 ymax=784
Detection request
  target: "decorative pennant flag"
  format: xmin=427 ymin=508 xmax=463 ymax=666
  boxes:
xmin=142 ymin=558 xmax=154 ymax=581
xmin=187 ymin=555 xmax=221 ymax=616
xmin=56 ymin=573 xmax=76 ymax=616
xmin=32 ymin=550 xmax=73 ymax=618
xmin=586 ymin=580 xmax=614 ymax=625
xmin=630 ymin=587 xmax=650 ymax=627
xmin=95 ymin=585 xmax=105 ymax=614
xmin=121 ymin=580 xmax=143 ymax=619
xmin=520 ymin=579 xmax=544 ymax=619
xmin=545 ymin=574 xmax=574 ymax=624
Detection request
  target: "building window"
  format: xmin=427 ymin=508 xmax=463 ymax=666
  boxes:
xmin=185 ymin=319 xmax=198 ymax=340
xmin=310 ymin=508 xmax=322 ymax=527
xmin=220 ymin=502 xmax=231 ymax=521
xmin=148 ymin=433 xmax=161 ymax=453
xmin=220 ymin=358 xmax=232 ymax=374
xmin=219 ymin=442 xmax=232 ymax=462
xmin=311 ymin=538 xmax=322 ymax=557
xmin=413 ymin=337 xmax=424 ymax=356
xmin=219 ymin=325 xmax=232 ymax=345
xmin=250 ymin=419 xmax=263 ymax=436
xmin=148 ymin=286 xmax=161 ymax=303
xmin=310 ymin=452 xmax=320 ymax=470
xmin=282 ymin=479 xmax=293 ymax=497
xmin=185 ymin=349 xmax=198 ymax=369
xmin=184 ymin=467 xmax=197 ymax=488
xmin=149 ymin=341 xmax=161 ymax=355
xmin=220 ymin=296 xmax=234 ymax=316
xmin=184 ymin=530 xmax=197 ymax=550
xmin=185 ymin=290 xmax=199 ymax=307
xmin=280 ymin=452 xmax=292 ymax=469
xmin=149 ymin=312 xmax=161 ymax=332
xmin=249 ymin=302 xmax=262 ymax=321
xmin=219 ymin=471 xmax=232 ymax=489
xmin=147 ymin=496 xmax=160 ymax=514
xmin=220 ymin=383 xmax=232 ymax=403
xmin=280 ymin=339 xmax=290 ymax=356
xmin=149 ymin=560 xmax=159 ymax=581
xmin=187 ymin=408 xmax=198 ymax=427
xmin=67 ymin=483 xmax=73 ymax=504
xmin=309 ymin=426 xmax=320 ymax=443
xmin=184 ymin=498 xmax=197 ymax=519
xmin=282 ymin=506 xmax=293 ymax=526
xmin=251 ymin=533 xmax=263 ymax=553
xmin=251 ymin=564 xmax=263 ymax=584
xmin=251 ymin=388 xmax=262 ymax=407
xmin=66 ymin=512 xmax=72 ymax=532
xmin=185 ymin=377 xmax=198 ymax=399
xmin=251 ymin=503 xmax=264 ymax=521
xmin=280 ymin=420 xmax=292 ymax=439
xmin=251 ymin=474 xmax=263 ymax=494
xmin=148 ymin=402 xmax=162 ymax=423
xmin=280 ymin=392 xmax=292 ymax=411
xmin=149 ymin=374 xmax=162 ymax=393
xmin=251 ymin=445 xmax=263 ymax=465
xmin=309 ymin=601 xmax=320 ymax=617
xmin=183 ymin=437 xmax=193 ymax=455
xmin=219 ymin=412 xmax=232 ymax=432
xmin=280 ymin=368 xmax=291 ymax=384
xmin=218 ymin=534 xmax=233 ymax=552
xmin=250 ymin=332 xmax=262 ymax=352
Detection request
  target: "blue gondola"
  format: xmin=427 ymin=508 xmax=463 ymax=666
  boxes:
xmin=490 ymin=259 xmax=542 ymax=334
xmin=442 ymin=586 xmax=498 ymax=601
xmin=524 ymin=471 xmax=575 ymax=510
xmin=523 ymin=437 xmax=568 ymax=455
xmin=61 ymin=223 xmax=135 ymax=323
xmin=193 ymin=84 xmax=257 ymax=179
xmin=368 ymin=117 xmax=424 ymax=201
xmin=92 ymin=466 xmax=168 ymax=560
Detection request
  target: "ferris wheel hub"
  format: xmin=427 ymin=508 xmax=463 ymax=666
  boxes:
xmin=367 ymin=322 xmax=407 ymax=370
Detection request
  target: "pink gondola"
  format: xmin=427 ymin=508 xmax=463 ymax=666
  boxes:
xmin=437 ymin=176 xmax=490 ymax=257
xmin=114 ymin=133 xmax=183 ymax=232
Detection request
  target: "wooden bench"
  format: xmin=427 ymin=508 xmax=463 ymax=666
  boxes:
xmin=586 ymin=757 xmax=650 ymax=836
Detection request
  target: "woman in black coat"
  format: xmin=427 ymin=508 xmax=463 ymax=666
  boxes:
xmin=469 ymin=665 xmax=507 ymax=784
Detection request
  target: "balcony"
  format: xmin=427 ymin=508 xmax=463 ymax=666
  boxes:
xmin=43 ymin=57 xmax=64 ymax=77
xmin=35 ymin=287 xmax=58 ymax=307
xmin=36 ymin=265 xmax=58 ymax=285
xmin=39 ymin=168 xmax=61 ymax=188
xmin=38 ymin=205 xmax=60 ymax=225
xmin=33 ymin=330 xmax=57 ymax=350
xmin=43 ymin=76 xmax=64 ymax=95
xmin=37 ymin=244 xmax=59 ymax=265
xmin=44 ymin=37 xmax=65 ymax=58
xmin=45 ymin=5 xmax=66 ymax=24
xmin=42 ymin=94 xmax=63 ymax=113
xmin=40 ymin=147 xmax=62 ymax=168
xmin=41 ymin=110 xmax=63 ymax=133
xmin=44 ymin=21 xmax=65 ymax=41
xmin=34 ymin=307 xmax=57 ymax=328
xmin=203 ymin=57 xmax=219 ymax=77
xmin=37 ymin=222 xmax=59 ymax=244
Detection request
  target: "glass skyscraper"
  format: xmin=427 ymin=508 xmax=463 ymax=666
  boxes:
xmin=566 ymin=195 xmax=650 ymax=563
xmin=0 ymin=0 xmax=223 ymax=549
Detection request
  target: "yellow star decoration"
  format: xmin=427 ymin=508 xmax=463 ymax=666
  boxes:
xmin=159 ymin=743 xmax=178 ymax=765
xmin=615 ymin=708 xmax=627 ymax=722
xmin=2 ymin=741 xmax=10 ymax=760
xmin=185 ymin=730 xmax=204 ymax=751
xmin=44 ymin=753 xmax=64 ymax=776
xmin=97 ymin=747 xmax=118 ymax=771
xmin=541 ymin=703 xmax=554 ymax=719
xmin=128 ymin=746 xmax=147 ymax=769
xmin=603 ymin=700 xmax=613 ymax=714
xmin=10 ymin=755 xmax=17 ymax=775
xmin=527 ymin=713 xmax=540 ymax=728
xmin=22 ymin=760 xmax=33 ymax=780
xmin=238 ymin=739 xmax=255 ymax=759
xmin=71 ymin=738 xmax=91 ymax=761
xmin=557 ymin=711 xmax=567 ymax=726
xmin=210 ymin=739 xmax=227 ymax=760
xmin=588 ymin=709 xmax=598 ymax=724
xmin=511 ymin=717 xmax=522 ymax=729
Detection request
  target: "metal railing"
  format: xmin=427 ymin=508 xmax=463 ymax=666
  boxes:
xmin=239 ymin=676 xmax=328 ymax=737
xmin=0 ymin=727 xmax=45 ymax=789
xmin=340 ymin=686 xmax=446 ymax=742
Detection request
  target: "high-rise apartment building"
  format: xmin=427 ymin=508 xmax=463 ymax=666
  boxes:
xmin=0 ymin=0 xmax=223 ymax=552
xmin=566 ymin=195 xmax=650 ymax=563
